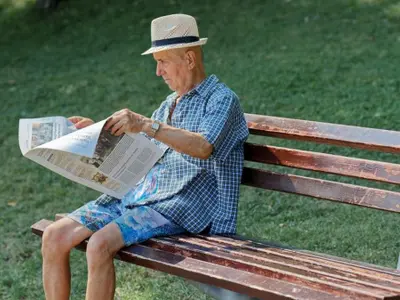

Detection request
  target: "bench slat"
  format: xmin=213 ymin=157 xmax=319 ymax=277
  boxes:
xmin=148 ymin=236 xmax=400 ymax=298
xmin=245 ymin=114 xmax=400 ymax=154
xmin=242 ymin=167 xmax=400 ymax=213
xmin=202 ymin=235 xmax=400 ymax=279
xmin=31 ymin=219 xmax=349 ymax=300
xmin=161 ymin=235 xmax=400 ymax=292
xmin=245 ymin=143 xmax=400 ymax=185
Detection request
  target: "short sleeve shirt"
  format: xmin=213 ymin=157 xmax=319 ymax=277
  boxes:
xmin=120 ymin=75 xmax=248 ymax=234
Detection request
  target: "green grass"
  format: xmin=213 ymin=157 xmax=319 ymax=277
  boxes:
xmin=1 ymin=0 xmax=400 ymax=299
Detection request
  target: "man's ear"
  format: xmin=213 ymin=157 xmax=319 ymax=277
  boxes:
xmin=185 ymin=50 xmax=196 ymax=70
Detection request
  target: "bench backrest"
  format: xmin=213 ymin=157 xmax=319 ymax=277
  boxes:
xmin=243 ymin=114 xmax=400 ymax=214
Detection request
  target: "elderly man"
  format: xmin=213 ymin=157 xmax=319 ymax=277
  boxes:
xmin=41 ymin=14 xmax=249 ymax=300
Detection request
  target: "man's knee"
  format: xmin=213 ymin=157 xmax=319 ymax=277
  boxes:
xmin=86 ymin=233 xmax=116 ymax=266
xmin=86 ymin=225 xmax=124 ymax=267
xmin=42 ymin=223 xmax=71 ymax=259
xmin=42 ymin=219 xmax=90 ymax=259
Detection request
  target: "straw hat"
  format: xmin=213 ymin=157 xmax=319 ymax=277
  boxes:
xmin=142 ymin=14 xmax=207 ymax=55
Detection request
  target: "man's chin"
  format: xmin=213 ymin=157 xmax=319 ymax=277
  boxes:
xmin=166 ymin=82 xmax=175 ymax=91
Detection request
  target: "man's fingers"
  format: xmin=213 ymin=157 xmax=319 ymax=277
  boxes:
xmin=75 ymin=119 xmax=94 ymax=129
xmin=104 ymin=109 xmax=134 ymax=133
xmin=110 ymin=120 xmax=124 ymax=135
xmin=104 ymin=117 xmax=117 ymax=130
xmin=104 ymin=114 xmax=123 ymax=131
xmin=114 ymin=126 xmax=125 ymax=136
xmin=68 ymin=116 xmax=83 ymax=124
xmin=68 ymin=116 xmax=94 ymax=129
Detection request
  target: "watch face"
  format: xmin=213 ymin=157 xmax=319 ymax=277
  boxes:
xmin=152 ymin=122 xmax=160 ymax=130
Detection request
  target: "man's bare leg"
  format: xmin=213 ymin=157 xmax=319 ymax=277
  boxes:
xmin=41 ymin=217 xmax=93 ymax=300
xmin=85 ymin=223 xmax=125 ymax=300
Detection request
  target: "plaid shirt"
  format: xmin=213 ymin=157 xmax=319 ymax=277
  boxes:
xmin=98 ymin=75 xmax=248 ymax=234
xmin=146 ymin=75 xmax=249 ymax=234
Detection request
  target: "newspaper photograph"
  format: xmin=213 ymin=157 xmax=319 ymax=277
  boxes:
xmin=18 ymin=116 xmax=164 ymax=199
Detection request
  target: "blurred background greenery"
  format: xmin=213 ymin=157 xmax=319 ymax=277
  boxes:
xmin=1 ymin=0 xmax=399 ymax=299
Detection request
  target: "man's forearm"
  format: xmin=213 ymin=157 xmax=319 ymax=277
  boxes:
xmin=142 ymin=118 xmax=213 ymax=159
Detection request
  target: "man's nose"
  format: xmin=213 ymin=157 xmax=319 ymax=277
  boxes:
xmin=156 ymin=62 xmax=163 ymax=77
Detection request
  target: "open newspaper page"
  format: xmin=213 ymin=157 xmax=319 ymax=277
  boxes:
xmin=19 ymin=117 xmax=164 ymax=199
xmin=18 ymin=116 xmax=77 ymax=155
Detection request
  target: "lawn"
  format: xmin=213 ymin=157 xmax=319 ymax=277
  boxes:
xmin=1 ymin=0 xmax=399 ymax=299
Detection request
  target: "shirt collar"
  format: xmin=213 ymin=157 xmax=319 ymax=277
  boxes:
xmin=193 ymin=74 xmax=218 ymax=98
xmin=168 ymin=75 xmax=219 ymax=101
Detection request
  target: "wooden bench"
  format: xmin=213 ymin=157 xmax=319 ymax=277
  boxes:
xmin=31 ymin=113 xmax=400 ymax=299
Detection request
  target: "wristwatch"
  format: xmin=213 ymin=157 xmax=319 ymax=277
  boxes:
xmin=148 ymin=120 xmax=161 ymax=138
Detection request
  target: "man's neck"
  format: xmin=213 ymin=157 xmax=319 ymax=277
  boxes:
xmin=176 ymin=68 xmax=206 ymax=98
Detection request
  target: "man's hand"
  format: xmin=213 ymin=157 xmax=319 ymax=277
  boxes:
xmin=68 ymin=116 xmax=95 ymax=129
xmin=104 ymin=109 xmax=148 ymax=136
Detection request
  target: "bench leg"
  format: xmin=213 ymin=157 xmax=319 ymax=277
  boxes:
xmin=188 ymin=280 xmax=259 ymax=300
xmin=397 ymin=253 xmax=400 ymax=270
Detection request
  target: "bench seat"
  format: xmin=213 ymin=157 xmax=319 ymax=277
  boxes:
xmin=31 ymin=217 xmax=400 ymax=300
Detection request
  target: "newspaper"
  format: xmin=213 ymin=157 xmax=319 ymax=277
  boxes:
xmin=18 ymin=116 xmax=164 ymax=199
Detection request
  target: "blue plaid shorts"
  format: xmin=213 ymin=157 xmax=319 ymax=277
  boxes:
xmin=67 ymin=199 xmax=185 ymax=246
xmin=68 ymin=163 xmax=186 ymax=246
